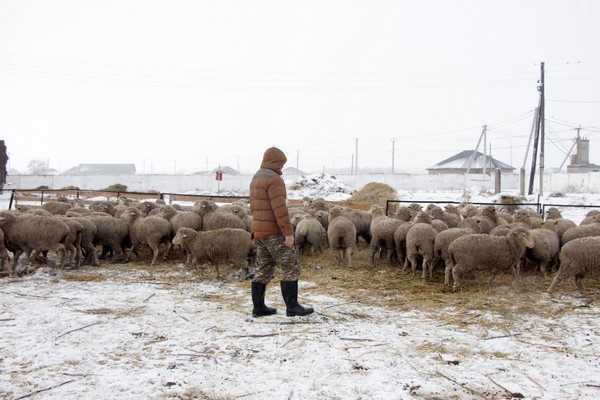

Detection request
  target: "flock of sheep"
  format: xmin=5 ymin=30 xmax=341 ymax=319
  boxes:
xmin=288 ymin=197 xmax=600 ymax=295
xmin=0 ymin=194 xmax=599 ymax=295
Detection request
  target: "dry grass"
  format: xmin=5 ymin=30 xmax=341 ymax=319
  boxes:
xmin=348 ymin=182 xmax=397 ymax=205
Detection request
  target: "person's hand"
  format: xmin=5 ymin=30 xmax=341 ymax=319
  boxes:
xmin=284 ymin=235 xmax=295 ymax=248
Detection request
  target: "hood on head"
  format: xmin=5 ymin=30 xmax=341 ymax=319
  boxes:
xmin=260 ymin=147 xmax=287 ymax=174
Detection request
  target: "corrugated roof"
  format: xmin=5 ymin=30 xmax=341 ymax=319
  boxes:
xmin=428 ymin=150 xmax=514 ymax=170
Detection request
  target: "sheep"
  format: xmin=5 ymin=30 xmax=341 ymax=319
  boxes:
xmin=541 ymin=211 xmax=576 ymax=246
xmin=87 ymin=215 xmax=130 ymax=263
xmin=579 ymin=209 xmax=600 ymax=225
xmin=121 ymin=207 xmax=172 ymax=265
xmin=519 ymin=228 xmax=560 ymax=277
xmin=445 ymin=227 xmax=534 ymax=291
xmin=313 ymin=210 xmax=329 ymax=229
xmin=342 ymin=208 xmax=372 ymax=244
xmin=393 ymin=221 xmax=415 ymax=267
xmin=89 ymin=200 xmax=117 ymax=216
xmin=427 ymin=204 xmax=461 ymax=228
xmin=0 ymin=228 xmax=12 ymax=274
xmin=218 ymin=203 xmax=252 ymax=232
xmin=172 ymin=227 xmax=252 ymax=280
xmin=513 ymin=208 xmax=543 ymax=229
xmin=433 ymin=227 xmax=476 ymax=271
xmin=404 ymin=211 xmax=438 ymax=279
xmin=547 ymin=236 xmax=600 ymax=295
xmin=394 ymin=206 xmax=413 ymax=223
xmin=369 ymin=205 xmax=403 ymax=267
xmin=0 ymin=212 xmax=70 ymax=276
xmin=327 ymin=206 xmax=357 ymax=268
xmin=561 ymin=217 xmax=600 ymax=245
xmin=65 ymin=212 xmax=99 ymax=266
xmin=55 ymin=216 xmax=83 ymax=269
xmin=193 ymin=200 xmax=246 ymax=231
xmin=294 ymin=214 xmax=326 ymax=256
xmin=41 ymin=202 xmax=72 ymax=215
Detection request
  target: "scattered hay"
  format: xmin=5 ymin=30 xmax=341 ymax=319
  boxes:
xmin=348 ymin=182 xmax=397 ymax=206
xmin=102 ymin=183 xmax=128 ymax=192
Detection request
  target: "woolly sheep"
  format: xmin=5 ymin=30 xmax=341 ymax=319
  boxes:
xmin=55 ymin=216 xmax=83 ymax=269
xmin=445 ymin=227 xmax=534 ymax=291
xmin=519 ymin=228 xmax=560 ymax=277
xmin=193 ymin=200 xmax=246 ymax=231
xmin=393 ymin=221 xmax=415 ymax=267
xmin=547 ymin=236 xmax=600 ymax=295
xmin=121 ymin=207 xmax=172 ymax=265
xmin=579 ymin=209 xmax=600 ymax=225
xmin=0 ymin=228 xmax=11 ymax=274
xmin=89 ymin=200 xmax=117 ymax=216
xmin=87 ymin=215 xmax=130 ymax=263
xmin=433 ymin=227 xmax=476 ymax=271
xmin=327 ymin=207 xmax=357 ymax=268
xmin=427 ymin=204 xmax=461 ymax=228
xmin=172 ymin=227 xmax=252 ymax=280
xmin=41 ymin=202 xmax=73 ymax=215
xmin=369 ymin=211 xmax=403 ymax=267
xmin=65 ymin=213 xmax=99 ymax=266
xmin=294 ymin=214 xmax=326 ymax=256
xmin=313 ymin=210 xmax=329 ymax=229
xmin=561 ymin=217 xmax=600 ymax=245
xmin=0 ymin=212 xmax=70 ymax=275
xmin=405 ymin=212 xmax=438 ymax=279
xmin=342 ymin=208 xmax=372 ymax=244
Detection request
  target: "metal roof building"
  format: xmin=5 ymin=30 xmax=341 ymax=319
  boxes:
xmin=427 ymin=150 xmax=515 ymax=175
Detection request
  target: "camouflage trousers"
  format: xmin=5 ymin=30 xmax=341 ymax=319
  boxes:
xmin=253 ymin=234 xmax=302 ymax=284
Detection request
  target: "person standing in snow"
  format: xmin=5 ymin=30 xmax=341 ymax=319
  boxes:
xmin=249 ymin=146 xmax=314 ymax=317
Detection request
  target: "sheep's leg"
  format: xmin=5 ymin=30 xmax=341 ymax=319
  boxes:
xmin=408 ymin=254 xmax=418 ymax=277
xmin=55 ymin=244 xmax=68 ymax=271
xmin=345 ymin=247 xmax=352 ymax=269
xmin=444 ymin=263 xmax=453 ymax=286
xmin=149 ymin=243 xmax=160 ymax=265
xmin=451 ymin=264 xmax=463 ymax=291
xmin=424 ymin=256 xmax=433 ymax=280
xmin=369 ymin=246 xmax=377 ymax=267
xmin=214 ymin=262 xmax=220 ymax=279
xmin=547 ymin=272 xmax=565 ymax=293
xmin=574 ymin=273 xmax=587 ymax=295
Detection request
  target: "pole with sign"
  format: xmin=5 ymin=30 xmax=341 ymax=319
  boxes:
xmin=215 ymin=166 xmax=223 ymax=194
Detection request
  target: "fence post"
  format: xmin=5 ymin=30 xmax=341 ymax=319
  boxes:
xmin=494 ymin=169 xmax=501 ymax=194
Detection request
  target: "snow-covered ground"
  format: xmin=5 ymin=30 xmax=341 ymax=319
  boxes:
xmin=1 ymin=179 xmax=600 ymax=399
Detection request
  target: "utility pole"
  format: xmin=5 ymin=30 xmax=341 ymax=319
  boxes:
xmin=539 ymin=62 xmax=545 ymax=195
xmin=528 ymin=62 xmax=544 ymax=195
xmin=483 ymin=125 xmax=487 ymax=174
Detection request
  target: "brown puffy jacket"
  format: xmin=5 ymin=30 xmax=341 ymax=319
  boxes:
xmin=249 ymin=147 xmax=293 ymax=240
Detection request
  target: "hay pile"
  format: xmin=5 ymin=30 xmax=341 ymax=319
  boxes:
xmin=348 ymin=182 xmax=397 ymax=206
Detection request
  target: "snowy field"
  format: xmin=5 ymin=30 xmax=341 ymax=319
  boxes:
xmin=1 ymin=183 xmax=600 ymax=399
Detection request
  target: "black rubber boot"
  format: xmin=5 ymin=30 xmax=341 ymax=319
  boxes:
xmin=251 ymin=281 xmax=277 ymax=317
xmin=280 ymin=280 xmax=314 ymax=317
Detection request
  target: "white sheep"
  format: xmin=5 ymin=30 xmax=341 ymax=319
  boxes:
xmin=446 ymin=227 xmax=534 ymax=291
xmin=172 ymin=227 xmax=253 ymax=280
xmin=547 ymin=236 xmax=600 ymax=295
xmin=121 ymin=207 xmax=172 ymax=265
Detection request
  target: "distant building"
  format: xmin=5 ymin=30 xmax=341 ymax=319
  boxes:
xmin=282 ymin=167 xmax=304 ymax=175
xmin=63 ymin=163 xmax=136 ymax=175
xmin=567 ymin=137 xmax=600 ymax=173
xmin=427 ymin=150 xmax=515 ymax=175
xmin=193 ymin=166 xmax=240 ymax=176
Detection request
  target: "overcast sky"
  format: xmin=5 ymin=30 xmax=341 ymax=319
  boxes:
xmin=1 ymin=0 xmax=599 ymax=175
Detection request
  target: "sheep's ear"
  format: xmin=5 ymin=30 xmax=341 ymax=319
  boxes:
xmin=182 ymin=233 xmax=188 ymax=238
